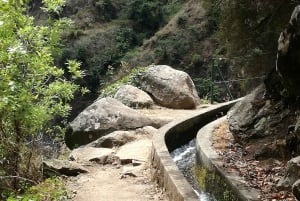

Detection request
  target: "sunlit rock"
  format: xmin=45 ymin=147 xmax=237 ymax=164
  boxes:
xmin=140 ymin=65 xmax=200 ymax=109
xmin=114 ymin=85 xmax=154 ymax=109
xmin=65 ymin=97 xmax=157 ymax=149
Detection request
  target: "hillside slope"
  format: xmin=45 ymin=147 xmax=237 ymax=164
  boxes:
xmin=124 ymin=0 xmax=214 ymax=75
xmin=37 ymin=0 xmax=221 ymax=117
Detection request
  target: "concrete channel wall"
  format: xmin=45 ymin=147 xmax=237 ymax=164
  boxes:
xmin=196 ymin=117 xmax=260 ymax=201
xmin=150 ymin=99 xmax=241 ymax=201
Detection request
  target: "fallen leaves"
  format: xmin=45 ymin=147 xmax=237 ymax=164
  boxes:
xmin=213 ymin=122 xmax=295 ymax=201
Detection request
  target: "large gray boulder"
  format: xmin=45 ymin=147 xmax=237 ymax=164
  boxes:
xmin=140 ymin=65 xmax=200 ymax=109
xmin=114 ymin=85 xmax=154 ymax=109
xmin=65 ymin=97 xmax=157 ymax=148
xmin=227 ymin=85 xmax=272 ymax=142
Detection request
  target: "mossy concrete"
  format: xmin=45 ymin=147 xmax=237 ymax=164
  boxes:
xmin=194 ymin=161 xmax=239 ymax=201
xmin=196 ymin=116 xmax=260 ymax=201
xmin=151 ymin=100 xmax=240 ymax=201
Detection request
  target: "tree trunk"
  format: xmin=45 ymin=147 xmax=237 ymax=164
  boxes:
xmin=12 ymin=116 xmax=22 ymax=190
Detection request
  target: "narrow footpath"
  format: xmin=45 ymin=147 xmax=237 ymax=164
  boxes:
xmin=65 ymin=106 xmax=207 ymax=201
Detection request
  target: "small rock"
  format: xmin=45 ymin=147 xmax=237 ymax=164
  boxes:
xmin=254 ymin=140 xmax=286 ymax=159
xmin=120 ymin=172 xmax=137 ymax=179
xmin=43 ymin=159 xmax=88 ymax=176
xmin=69 ymin=147 xmax=115 ymax=164
xmin=120 ymin=166 xmax=141 ymax=179
xmin=87 ymin=131 xmax=136 ymax=148
xmin=136 ymin=126 xmax=158 ymax=136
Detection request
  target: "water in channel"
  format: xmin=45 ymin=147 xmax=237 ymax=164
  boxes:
xmin=170 ymin=139 xmax=215 ymax=201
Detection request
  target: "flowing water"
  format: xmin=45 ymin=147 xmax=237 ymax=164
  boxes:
xmin=170 ymin=139 xmax=215 ymax=201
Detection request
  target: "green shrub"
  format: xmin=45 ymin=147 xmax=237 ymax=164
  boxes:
xmin=163 ymin=0 xmax=186 ymax=18
xmin=0 ymin=0 xmax=83 ymax=195
xmin=68 ymin=29 xmax=85 ymax=39
xmin=95 ymin=0 xmax=117 ymax=21
xmin=122 ymin=47 xmax=140 ymax=61
xmin=7 ymin=177 xmax=68 ymax=201
xmin=127 ymin=0 xmax=165 ymax=34
xmin=176 ymin=15 xmax=187 ymax=27
xmin=193 ymin=78 xmax=224 ymax=102
xmin=99 ymin=66 xmax=148 ymax=98
xmin=191 ymin=54 xmax=203 ymax=66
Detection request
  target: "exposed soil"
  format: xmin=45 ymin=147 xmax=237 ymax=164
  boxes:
xmin=65 ymin=105 xmax=295 ymax=201
xmin=212 ymin=121 xmax=295 ymax=201
xmin=65 ymin=131 xmax=167 ymax=201
xmin=66 ymin=163 xmax=166 ymax=201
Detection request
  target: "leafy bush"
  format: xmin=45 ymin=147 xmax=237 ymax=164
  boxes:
xmin=113 ymin=27 xmax=138 ymax=55
xmin=99 ymin=66 xmax=148 ymax=98
xmin=176 ymin=15 xmax=187 ymax=27
xmin=95 ymin=0 xmax=117 ymax=22
xmin=7 ymin=177 xmax=68 ymax=201
xmin=127 ymin=0 xmax=165 ymax=35
xmin=153 ymin=33 xmax=192 ymax=65
xmin=0 ymin=0 xmax=83 ymax=196
xmin=210 ymin=1 xmax=295 ymax=79
xmin=163 ymin=0 xmax=186 ymax=18
xmin=61 ymin=44 xmax=88 ymax=66
xmin=88 ymin=27 xmax=138 ymax=88
xmin=193 ymin=78 xmax=224 ymax=102
xmin=191 ymin=54 xmax=203 ymax=66
xmin=59 ymin=26 xmax=139 ymax=93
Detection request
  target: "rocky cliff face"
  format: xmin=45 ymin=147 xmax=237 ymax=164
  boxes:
xmin=227 ymin=8 xmax=300 ymax=197
xmin=276 ymin=5 xmax=300 ymax=98
xmin=228 ymin=5 xmax=300 ymax=159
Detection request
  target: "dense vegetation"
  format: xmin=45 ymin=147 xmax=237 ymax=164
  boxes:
xmin=202 ymin=0 xmax=296 ymax=92
xmin=1 ymin=0 xmax=300 ymax=199
xmin=56 ymin=0 xmax=299 ymax=104
xmin=52 ymin=0 xmax=186 ymax=94
xmin=0 ymin=0 xmax=85 ymax=199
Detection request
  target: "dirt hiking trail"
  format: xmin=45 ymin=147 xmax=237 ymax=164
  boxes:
xmin=65 ymin=106 xmax=208 ymax=201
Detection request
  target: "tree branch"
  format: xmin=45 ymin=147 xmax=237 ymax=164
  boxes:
xmin=0 ymin=176 xmax=38 ymax=185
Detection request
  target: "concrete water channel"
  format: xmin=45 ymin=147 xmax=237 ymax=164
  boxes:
xmin=171 ymin=138 xmax=213 ymax=200
xmin=150 ymin=99 xmax=247 ymax=201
